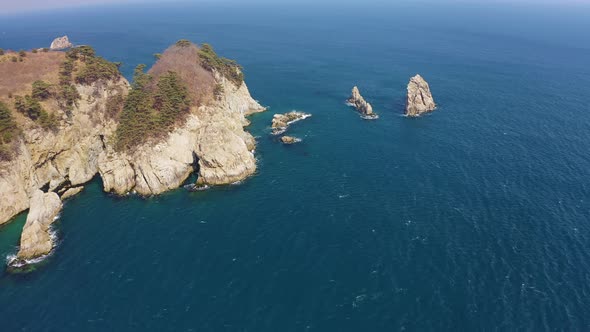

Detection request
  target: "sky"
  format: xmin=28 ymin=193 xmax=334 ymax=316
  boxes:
xmin=2 ymin=0 xmax=589 ymax=13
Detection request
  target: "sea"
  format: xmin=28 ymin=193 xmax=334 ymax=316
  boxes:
xmin=1 ymin=2 xmax=590 ymax=331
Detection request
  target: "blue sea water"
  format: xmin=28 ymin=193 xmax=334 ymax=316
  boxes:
xmin=1 ymin=2 xmax=590 ymax=331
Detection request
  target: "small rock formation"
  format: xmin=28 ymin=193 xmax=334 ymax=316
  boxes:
xmin=347 ymin=86 xmax=377 ymax=119
xmin=61 ymin=187 xmax=84 ymax=200
xmin=9 ymin=190 xmax=62 ymax=267
xmin=50 ymin=36 xmax=73 ymax=50
xmin=405 ymin=74 xmax=436 ymax=117
xmin=280 ymin=136 xmax=301 ymax=144
xmin=271 ymin=111 xmax=311 ymax=135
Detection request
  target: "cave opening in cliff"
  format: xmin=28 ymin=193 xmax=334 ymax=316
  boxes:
xmin=181 ymin=151 xmax=201 ymax=188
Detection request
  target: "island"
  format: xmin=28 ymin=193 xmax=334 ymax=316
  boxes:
xmin=405 ymin=74 xmax=436 ymax=117
xmin=0 ymin=39 xmax=265 ymax=268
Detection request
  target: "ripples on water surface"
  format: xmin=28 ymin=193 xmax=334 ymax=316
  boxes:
xmin=0 ymin=2 xmax=590 ymax=331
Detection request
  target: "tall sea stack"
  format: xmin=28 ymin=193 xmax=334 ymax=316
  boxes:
xmin=405 ymin=74 xmax=436 ymax=117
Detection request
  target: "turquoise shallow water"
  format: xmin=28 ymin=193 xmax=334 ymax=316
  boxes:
xmin=1 ymin=2 xmax=590 ymax=331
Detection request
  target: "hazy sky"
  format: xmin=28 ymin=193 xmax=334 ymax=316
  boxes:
xmin=3 ymin=0 xmax=589 ymax=13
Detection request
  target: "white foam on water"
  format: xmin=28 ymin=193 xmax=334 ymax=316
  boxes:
xmin=360 ymin=114 xmax=379 ymax=120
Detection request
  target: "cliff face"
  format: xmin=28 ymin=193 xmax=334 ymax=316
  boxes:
xmin=0 ymin=78 xmax=128 ymax=226
xmin=405 ymin=75 xmax=436 ymax=117
xmin=98 ymin=74 xmax=265 ymax=195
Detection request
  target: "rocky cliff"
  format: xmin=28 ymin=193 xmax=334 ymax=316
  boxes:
xmin=405 ymin=74 xmax=436 ymax=117
xmin=0 ymin=77 xmax=128 ymax=227
xmin=1 ymin=42 xmax=266 ymax=267
xmin=98 ymin=74 xmax=265 ymax=194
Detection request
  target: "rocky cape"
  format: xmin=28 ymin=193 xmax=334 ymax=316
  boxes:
xmin=347 ymin=86 xmax=377 ymax=119
xmin=1 ymin=56 xmax=265 ymax=267
xmin=405 ymin=74 xmax=436 ymax=117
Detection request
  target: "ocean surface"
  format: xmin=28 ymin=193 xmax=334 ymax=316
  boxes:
xmin=1 ymin=2 xmax=590 ymax=331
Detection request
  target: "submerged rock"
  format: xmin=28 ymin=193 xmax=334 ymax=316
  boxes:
xmin=347 ymin=86 xmax=377 ymax=119
xmin=405 ymin=74 xmax=436 ymax=117
xmin=271 ymin=111 xmax=311 ymax=135
xmin=50 ymin=36 xmax=73 ymax=50
xmin=10 ymin=190 xmax=62 ymax=266
xmin=280 ymin=136 xmax=301 ymax=144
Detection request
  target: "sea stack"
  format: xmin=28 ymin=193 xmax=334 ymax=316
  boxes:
xmin=50 ymin=35 xmax=73 ymax=50
xmin=347 ymin=86 xmax=377 ymax=119
xmin=405 ymin=74 xmax=436 ymax=117
xmin=9 ymin=190 xmax=62 ymax=267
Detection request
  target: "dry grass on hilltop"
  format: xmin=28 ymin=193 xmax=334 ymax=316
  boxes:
xmin=0 ymin=51 xmax=65 ymax=100
xmin=148 ymin=43 xmax=216 ymax=107
xmin=0 ymin=51 xmax=67 ymax=127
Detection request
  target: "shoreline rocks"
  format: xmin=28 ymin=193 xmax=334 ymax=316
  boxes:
xmin=280 ymin=136 xmax=301 ymax=144
xmin=405 ymin=74 xmax=436 ymax=117
xmin=271 ymin=111 xmax=311 ymax=135
xmin=8 ymin=190 xmax=62 ymax=268
xmin=347 ymin=86 xmax=378 ymax=119
xmin=50 ymin=36 xmax=73 ymax=50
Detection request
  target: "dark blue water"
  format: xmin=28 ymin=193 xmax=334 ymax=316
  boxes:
xmin=1 ymin=2 xmax=590 ymax=331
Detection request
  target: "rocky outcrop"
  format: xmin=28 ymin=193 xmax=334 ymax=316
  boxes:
xmin=347 ymin=86 xmax=377 ymax=119
xmin=61 ymin=186 xmax=84 ymax=200
xmin=0 ymin=77 xmax=128 ymax=226
xmin=50 ymin=36 xmax=73 ymax=50
xmin=280 ymin=136 xmax=301 ymax=145
xmin=98 ymin=74 xmax=265 ymax=194
xmin=271 ymin=111 xmax=311 ymax=135
xmin=405 ymin=74 xmax=436 ymax=117
xmin=8 ymin=190 xmax=62 ymax=267
xmin=0 ymin=43 xmax=267 ymax=269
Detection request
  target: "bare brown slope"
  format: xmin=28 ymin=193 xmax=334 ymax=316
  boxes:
xmin=148 ymin=43 xmax=216 ymax=106
xmin=0 ymin=51 xmax=65 ymax=99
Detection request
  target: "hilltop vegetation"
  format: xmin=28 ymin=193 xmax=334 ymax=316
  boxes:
xmin=59 ymin=46 xmax=121 ymax=111
xmin=0 ymin=101 xmax=19 ymax=160
xmin=116 ymin=40 xmax=244 ymax=151
xmin=0 ymin=46 xmax=123 ymax=160
xmin=197 ymin=43 xmax=244 ymax=86
xmin=115 ymin=65 xmax=191 ymax=151
xmin=0 ymin=41 xmax=246 ymax=156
